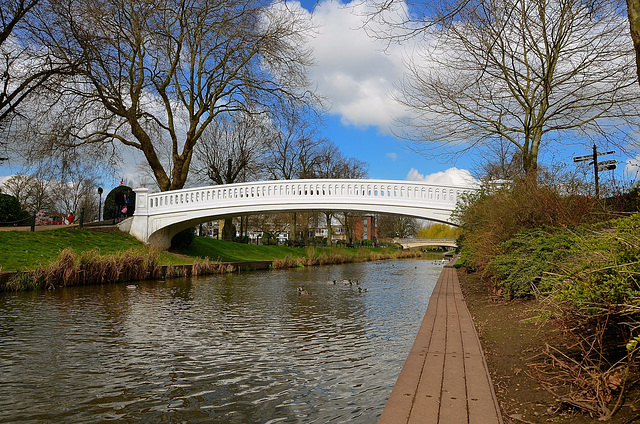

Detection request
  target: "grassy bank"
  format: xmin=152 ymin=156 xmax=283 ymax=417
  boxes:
xmin=183 ymin=236 xmax=306 ymax=262
xmin=0 ymin=227 xmax=191 ymax=271
xmin=0 ymin=227 xmax=422 ymax=291
xmin=184 ymin=236 xmax=416 ymax=263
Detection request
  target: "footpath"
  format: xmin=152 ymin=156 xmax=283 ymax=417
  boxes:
xmin=379 ymin=263 xmax=503 ymax=424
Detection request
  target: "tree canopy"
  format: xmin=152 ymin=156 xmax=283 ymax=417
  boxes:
xmin=369 ymin=0 xmax=640 ymax=176
xmin=31 ymin=0 xmax=316 ymax=191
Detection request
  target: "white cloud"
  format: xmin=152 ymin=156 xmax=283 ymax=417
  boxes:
xmin=625 ymin=155 xmax=640 ymax=180
xmin=0 ymin=175 xmax=12 ymax=189
xmin=306 ymin=1 xmax=410 ymax=131
xmin=386 ymin=152 xmax=398 ymax=161
xmin=406 ymin=167 xmax=479 ymax=188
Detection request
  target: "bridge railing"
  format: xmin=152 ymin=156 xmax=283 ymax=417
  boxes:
xmin=394 ymin=238 xmax=458 ymax=245
xmin=136 ymin=179 xmax=473 ymax=215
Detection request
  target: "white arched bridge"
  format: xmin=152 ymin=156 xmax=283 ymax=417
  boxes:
xmin=393 ymin=238 xmax=459 ymax=249
xmin=126 ymin=179 xmax=474 ymax=248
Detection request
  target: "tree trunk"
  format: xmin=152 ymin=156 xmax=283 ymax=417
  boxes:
xmin=628 ymin=0 xmax=640 ymax=85
xmin=222 ymin=217 xmax=234 ymax=241
xmin=289 ymin=212 xmax=297 ymax=242
xmin=325 ymin=212 xmax=333 ymax=246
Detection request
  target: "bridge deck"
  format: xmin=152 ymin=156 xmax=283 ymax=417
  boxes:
xmin=378 ymin=264 xmax=502 ymax=424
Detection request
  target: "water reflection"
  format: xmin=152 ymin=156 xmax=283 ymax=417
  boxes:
xmin=0 ymin=259 xmax=442 ymax=423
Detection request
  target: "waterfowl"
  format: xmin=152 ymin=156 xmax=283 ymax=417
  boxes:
xmin=357 ymin=287 xmax=368 ymax=293
xmin=126 ymin=284 xmax=138 ymax=289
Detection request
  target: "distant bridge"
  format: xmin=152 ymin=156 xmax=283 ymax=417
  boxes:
xmin=393 ymin=238 xmax=458 ymax=249
xmin=126 ymin=179 xmax=474 ymax=248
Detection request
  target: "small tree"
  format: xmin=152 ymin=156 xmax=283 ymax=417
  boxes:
xmin=103 ymin=186 xmax=136 ymax=220
xmin=0 ymin=193 xmax=30 ymax=226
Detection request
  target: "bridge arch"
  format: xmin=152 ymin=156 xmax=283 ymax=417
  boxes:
xmin=125 ymin=179 xmax=474 ymax=248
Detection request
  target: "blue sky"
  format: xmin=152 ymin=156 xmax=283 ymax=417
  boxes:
xmin=320 ymin=115 xmax=443 ymax=180
xmin=295 ymin=0 xmax=481 ymax=186
xmin=1 ymin=0 xmax=639 ymax=189
xmin=297 ymin=0 xmax=640 ymax=185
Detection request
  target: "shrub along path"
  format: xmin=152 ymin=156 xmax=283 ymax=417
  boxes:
xmin=459 ymin=269 xmax=640 ymax=424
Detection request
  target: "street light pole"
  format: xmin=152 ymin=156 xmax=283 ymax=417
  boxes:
xmin=97 ymin=187 xmax=103 ymax=221
xmin=593 ymin=144 xmax=600 ymax=198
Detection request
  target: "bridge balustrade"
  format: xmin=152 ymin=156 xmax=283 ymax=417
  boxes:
xmin=143 ymin=179 xmax=469 ymax=215
xmin=128 ymin=179 xmax=476 ymax=247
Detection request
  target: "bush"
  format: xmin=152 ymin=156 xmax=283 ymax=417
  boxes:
xmin=103 ymin=185 xmax=136 ymax=220
xmin=454 ymin=174 xmax=600 ymax=273
xmin=0 ymin=194 xmax=30 ymax=226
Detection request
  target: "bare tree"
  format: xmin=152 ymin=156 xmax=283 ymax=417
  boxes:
xmin=369 ymin=0 xmax=640 ymax=176
xmin=0 ymin=0 xmax=79 ymax=166
xmin=2 ymin=156 xmax=102 ymax=219
xmin=377 ymin=214 xmax=419 ymax=239
xmin=1 ymin=173 xmax=35 ymax=206
xmin=192 ymin=113 xmax=271 ymax=240
xmin=49 ymin=158 xmax=101 ymax=219
xmin=35 ymin=0 xmax=315 ymax=191
xmin=314 ymin=140 xmax=369 ymax=245
xmin=264 ymin=107 xmax=325 ymax=242
xmin=264 ymin=107 xmax=325 ymax=181
xmin=193 ymin=113 xmax=270 ymax=186
xmin=2 ymin=168 xmax=54 ymax=213
xmin=0 ymin=1 xmax=75 ymax=123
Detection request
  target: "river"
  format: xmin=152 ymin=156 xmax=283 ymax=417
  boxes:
xmin=0 ymin=258 xmax=443 ymax=423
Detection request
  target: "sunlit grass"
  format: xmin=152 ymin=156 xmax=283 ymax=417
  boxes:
xmin=0 ymin=228 xmax=421 ymax=273
xmin=0 ymin=228 xmax=190 ymax=271
xmin=183 ymin=237 xmax=305 ymax=262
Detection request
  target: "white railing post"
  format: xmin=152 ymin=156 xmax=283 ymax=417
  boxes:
xmin=129 ymin=187 xmax=150 ymax=243
xmin=134 ymin=188 xmax=150 ymax=216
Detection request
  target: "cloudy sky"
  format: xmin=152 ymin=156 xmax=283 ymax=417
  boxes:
xmin=295 ymin=0 xmax=480 ymax=186
xmin=296 ymin=0 xmax=640 ymax=185
xmin=2 ymin=0 xmax=639 ymax=189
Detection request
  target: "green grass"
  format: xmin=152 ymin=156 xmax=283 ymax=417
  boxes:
xmin=0 ymin=228 xmax=191 ymax=271
xmin=185 ymin=237 xmax=411 ymax=262
xmin=183 ymin=237 xmax=307 ymax=262
xmin=0 ymin=228 xmax=416 ymax=272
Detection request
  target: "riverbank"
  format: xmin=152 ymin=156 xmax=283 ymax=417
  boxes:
xmin=0 ymin=226 xmax=424 ymax=291
xmin=459 ymin=269 xmax=640 ymax=424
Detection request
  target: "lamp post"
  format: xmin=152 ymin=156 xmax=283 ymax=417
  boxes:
xmin=97 ymin=187 xmax=103 ymax=221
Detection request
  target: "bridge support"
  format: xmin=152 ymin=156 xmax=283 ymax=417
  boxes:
xmin=128 ymin=188 xmax=174 ymax=249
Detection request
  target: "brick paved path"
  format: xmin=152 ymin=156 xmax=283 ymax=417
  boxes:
xmin=378 ymin=265 xmax=503 ymax=424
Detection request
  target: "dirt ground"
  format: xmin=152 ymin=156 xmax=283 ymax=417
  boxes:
xmin=458 ymin=269 xmax=640 ymax=424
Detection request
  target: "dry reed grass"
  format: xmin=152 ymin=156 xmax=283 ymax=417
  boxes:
xmin=5 ymin=248 xmax=241 ymax=291
xmin=6 ymin=246 xmax=421 ymax=291
xmin=8 ymin=248 xmax=165 ymax=291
